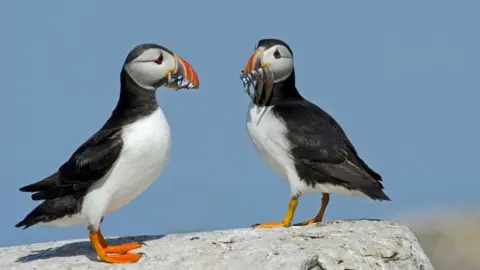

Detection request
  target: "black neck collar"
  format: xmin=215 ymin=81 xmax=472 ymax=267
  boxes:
xmin=102 ymin=69 xmax=159 ymax=129
xmin=253 ymin=69 xmax=303 ymax=106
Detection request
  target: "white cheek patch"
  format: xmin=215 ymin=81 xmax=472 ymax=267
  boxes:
xmin=124 ymin=63 xmax=157 ymax=90
xmin=263 ymin=46 xmax=294 ymax=83
xmin=271 ymin=58 xmax=293 ymax=83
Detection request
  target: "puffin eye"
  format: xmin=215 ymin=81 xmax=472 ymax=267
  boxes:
xmin=154 ymin=54 xmax=163 ymax=64
xmin=273 ymin=49 xmax=281 ymax=59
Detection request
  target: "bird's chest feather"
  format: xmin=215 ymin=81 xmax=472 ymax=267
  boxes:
xmin=121 ymin=108 xmax=171 ymax=166
xmin=246 ymin=104 xmax=293 ymax=179
xmin=105 ymin=108 xmax=171 ymax=210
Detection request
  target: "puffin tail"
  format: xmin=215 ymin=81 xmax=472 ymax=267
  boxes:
xmin=19 ymin=172 xmax=58 ymax=192
xmin=353 ymin=171 xmax=391 ymax=201
xmin=19 ymin=172 xmax=75 ymax=201
xmin=15 ymin=201 xmax=51 ymax=229
xmin=361 ymin=186 xmax=391 ymax=201
xmin=15 ymin=195 xmax=80 ymax=229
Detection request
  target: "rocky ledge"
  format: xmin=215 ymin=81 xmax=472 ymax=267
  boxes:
xmin=0 ymin=220 xmax=433 ymax=270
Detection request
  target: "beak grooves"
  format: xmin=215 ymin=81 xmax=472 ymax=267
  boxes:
xmin=176 ymin=56 xmax=199 ymax=89
xmin=242 ymin=49 xmax=263 ymax=77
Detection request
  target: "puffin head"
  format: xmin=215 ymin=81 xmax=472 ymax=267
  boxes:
xmin=242 ymin=38 xmax=294 ymax=84
xmin=123 ymin=43 xmax=199 ymax=91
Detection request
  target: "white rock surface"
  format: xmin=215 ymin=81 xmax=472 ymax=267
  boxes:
xmin=0 ymin=220 xmax=433 ymax=270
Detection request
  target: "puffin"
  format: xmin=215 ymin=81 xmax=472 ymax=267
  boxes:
xmin=240 ymin=38 xmax=390 ymax=228
xmin=15 ymin=43 xmax=200 ymax=263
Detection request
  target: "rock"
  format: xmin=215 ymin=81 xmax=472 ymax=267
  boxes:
xmin=0 ymin=220 xmax=433 ymax=270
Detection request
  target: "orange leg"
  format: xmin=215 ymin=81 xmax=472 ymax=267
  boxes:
xmin=293 ymin=193 xmax=330 ymax=226
xmin=252 ymin=197 xmax=299 ymax=228
xmin=97 ymin=228 xmax=144 ymax=254
xmin=90 ymin=230 xmax=143 ymax=263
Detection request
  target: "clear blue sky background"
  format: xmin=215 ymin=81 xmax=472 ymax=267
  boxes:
xmin=0 ymin=1 xmax=479 ymax=247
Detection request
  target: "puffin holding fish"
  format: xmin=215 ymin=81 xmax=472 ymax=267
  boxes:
xmin=240 ymin=38 xmax=390 ymax=228
xmin=16 ymin=43 xmax=200 ymax=263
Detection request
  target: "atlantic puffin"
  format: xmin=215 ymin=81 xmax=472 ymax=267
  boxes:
xmin=240 ymin=38 xmax=390 ymax=228
xmin=16 ymin=43 xmax=200 ymax=263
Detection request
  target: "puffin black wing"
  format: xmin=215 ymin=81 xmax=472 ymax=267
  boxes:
xmin=273 ymin=99 xmax=390 ymax=200
xmin=19 ymin=127 xmax=123 ymax=201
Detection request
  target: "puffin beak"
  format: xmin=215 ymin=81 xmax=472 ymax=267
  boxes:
xmin=241 ymin=48 xmax=275 ymax=108
xmin=165 ymin=54 xmax=200 ymax=90
xmin=242 ymin=48 xmax=267 ymax=77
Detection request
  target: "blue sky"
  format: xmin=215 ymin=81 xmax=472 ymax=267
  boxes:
xmin=1 ymin=1 xmax=479 ymax=247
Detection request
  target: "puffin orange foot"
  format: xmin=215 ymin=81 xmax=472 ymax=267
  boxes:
xmin=90 ymin=231 xmax=144 ymax=264
xmin=252 ymin=197 xmax=299 ymax=229
xmin=293 ymin=193 xmax=330 ymax=227
xmin=98 ymin=252 xmax=144 ymax=264
xmin=293 ymin=219 xmax=320 ymax=226
xmin=97 ymin=228 xmax=144 ymax=254
xmin=252 ymin=221 xmax=290 ymax=228
xmin=104 ymin=242 xmax=145 ymax=254
xmin=293 ymin=193 xmax=330 ymax=226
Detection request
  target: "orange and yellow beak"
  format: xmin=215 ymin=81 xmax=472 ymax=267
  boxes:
xmin=166 ymin=54 xmax=200 ymax=90
xmin=242 ymin=48 xmax=268 ymax=77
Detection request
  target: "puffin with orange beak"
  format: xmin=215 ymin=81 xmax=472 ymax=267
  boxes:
xmin=15 ymin=43 xmax=199 ymax=263
xmin=241 ymin=38 xmax=390 ymax=228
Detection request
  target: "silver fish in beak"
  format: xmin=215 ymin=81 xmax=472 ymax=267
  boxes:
xmin=240 ymin=48 xmax=275 ymax=107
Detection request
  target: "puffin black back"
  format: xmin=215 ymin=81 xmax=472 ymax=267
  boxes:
xmin=271 ymin=98 xmax=389 ymax=200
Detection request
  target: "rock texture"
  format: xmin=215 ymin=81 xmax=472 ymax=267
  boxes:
xmin=0 ymin=220 xmax=433 ymax=270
